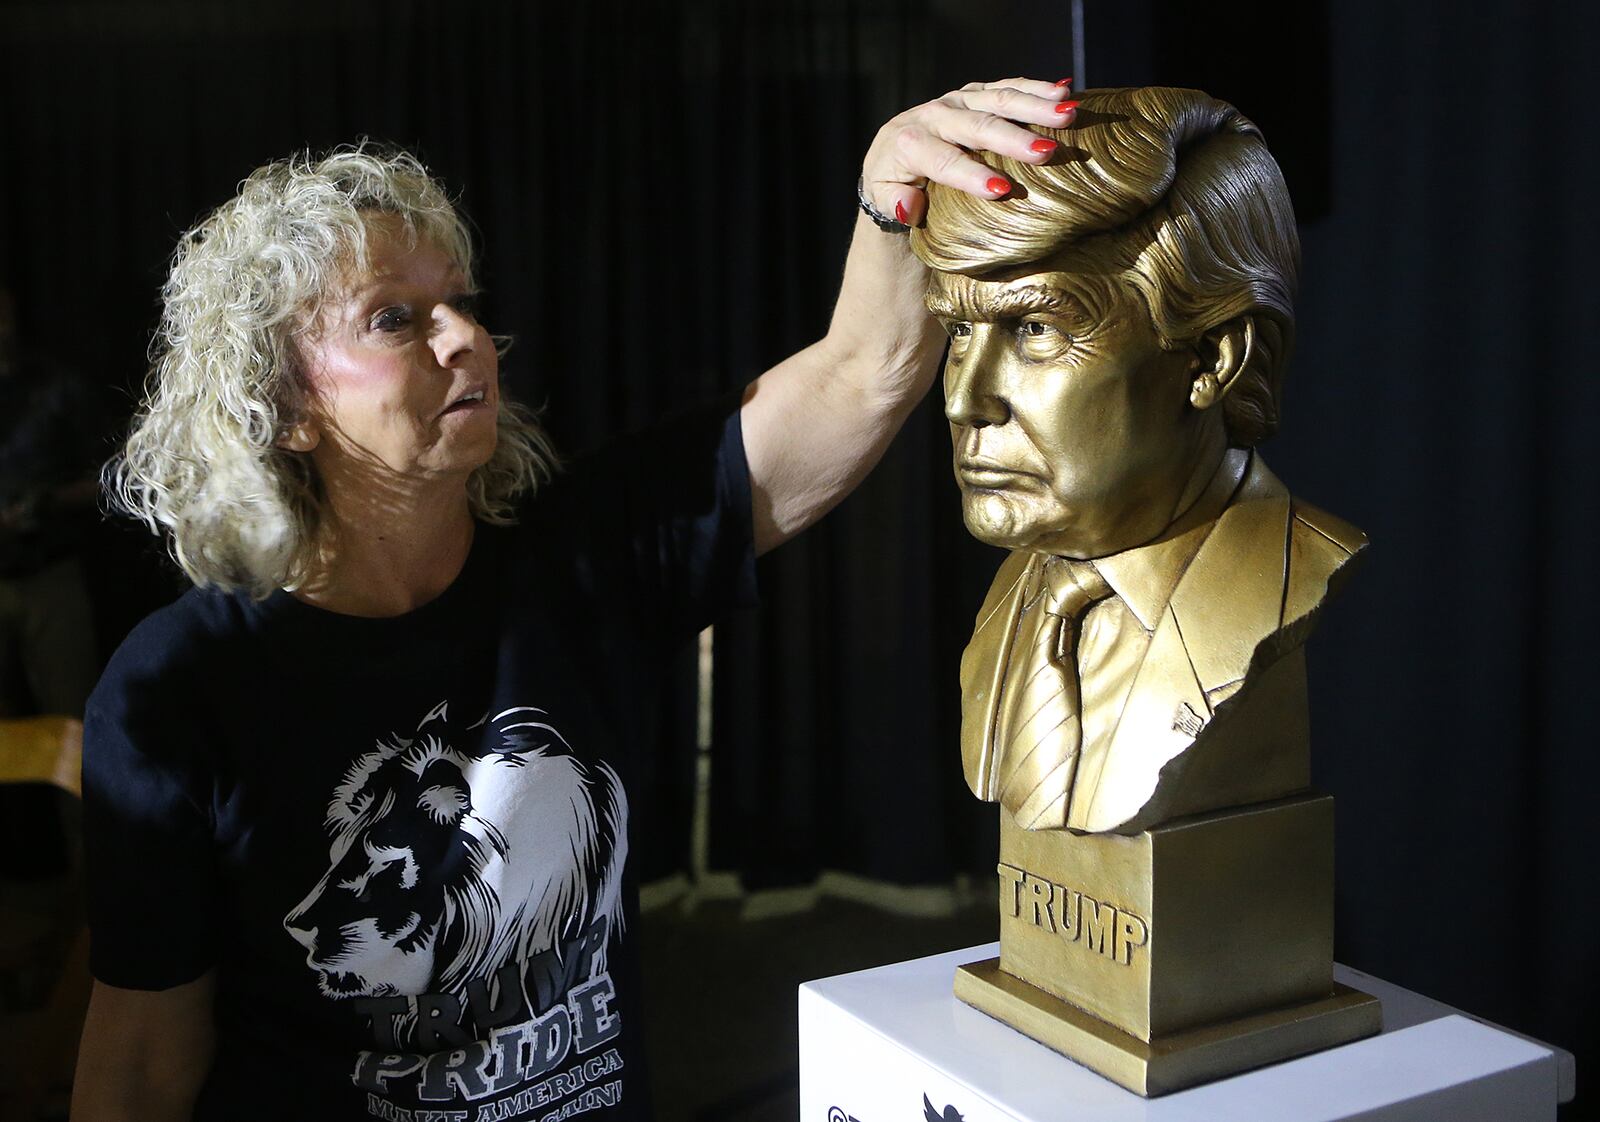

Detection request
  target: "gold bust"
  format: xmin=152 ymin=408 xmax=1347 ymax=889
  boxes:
xmin=912 ymin=87 xmax=1365 ymax=834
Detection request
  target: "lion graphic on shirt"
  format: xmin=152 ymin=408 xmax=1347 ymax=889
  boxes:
xmin=283 ymin=701 xmax=627 ymax=1039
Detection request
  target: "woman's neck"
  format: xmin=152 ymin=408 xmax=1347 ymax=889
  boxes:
xmin=293 ymin=480 xmax=476 ymax=618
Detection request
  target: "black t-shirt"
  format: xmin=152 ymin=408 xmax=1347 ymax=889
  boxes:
xmin=83 ymin=402 xmax=756 ymax=1122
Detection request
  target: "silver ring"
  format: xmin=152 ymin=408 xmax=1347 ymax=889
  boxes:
xmin=857 ymin=175 xmax=910 ymax=233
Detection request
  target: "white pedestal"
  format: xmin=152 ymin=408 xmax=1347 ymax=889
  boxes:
xmin=799 ymin=943 xmax=1576 ymax=1122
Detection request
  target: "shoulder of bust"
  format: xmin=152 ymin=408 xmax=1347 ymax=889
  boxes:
xmin=1289 ymin=499 xmax=1369 ymax=557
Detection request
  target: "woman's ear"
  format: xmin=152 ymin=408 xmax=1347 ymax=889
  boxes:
xmin=276 ymin=422 xmax=320 ymax=453
xmin=1190 ymin=315 xmax=1257 ymax=411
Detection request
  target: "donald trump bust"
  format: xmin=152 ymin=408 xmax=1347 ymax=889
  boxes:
xmin=911 ymin=86 xmax=1365 ymax=835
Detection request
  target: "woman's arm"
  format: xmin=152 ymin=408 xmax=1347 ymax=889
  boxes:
xmin=72 ymin=972 xmax=217 ymax=1122
xmin=741 ymin=78 xmax=1075 ymax=555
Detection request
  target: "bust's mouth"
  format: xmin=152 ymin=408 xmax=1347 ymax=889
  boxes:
xmin=957 ymin=460 xmax=1042 ymax=487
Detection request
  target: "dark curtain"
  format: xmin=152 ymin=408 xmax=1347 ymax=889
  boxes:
xmin=715 ymin=0 xmax=1600 ymax=1096
xmin=5 ymin=0 xmax=1593 ymax=1101
xmin=0 ymin=0 xmax=720 ymax=881
xmin=0 ymin=0 xmax=1064 ymax=884
xmin=1089 ymin=0 xmax=1597 ymax=1103
xmin=1282 ymin=0 xmax=1598 ymax=1100
xmin=698 ymin=11 xmax=1079 ymax=890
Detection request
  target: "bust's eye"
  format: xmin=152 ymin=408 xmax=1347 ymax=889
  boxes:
xmin=947 ymin=321 xmax=973 ymax=339
xmin=1018 ymin=318 xmax=1074 ymax=356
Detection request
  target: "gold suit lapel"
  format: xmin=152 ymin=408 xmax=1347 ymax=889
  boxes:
xmin=959 ymin=550 xmax=1036 ymax=803
xmin=1068 ymin=460 xmax=1293 ymax=832
xmin=1170 ymin=484 xmax=1292 ymax=701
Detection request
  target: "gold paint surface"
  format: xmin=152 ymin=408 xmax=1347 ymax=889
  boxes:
xmin=955 ymin=958 xmax=1382 ymax=1097
xmin=997 ymin=796 xmax=1335 ymax=1041
xmin=958 ymin=455 xmax=1357 ymax=834
xmin=921 ymin=87 xmax=1376 ymax=1096
xmin=918 ymin=87 xmax=1367 ymax=836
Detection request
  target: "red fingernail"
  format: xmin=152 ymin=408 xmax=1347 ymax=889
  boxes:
xmin=1056 ymin=100 xmax=1080 ymax=114
xmin=894 ymin=200 xmax=909 ymax=225
xmin=1054 ymin=77 xmax=1073 ymax=87
xmin=986 ymin=176 xmax=1011 ymax=196
xmin=1030 ymin=138 xmax=1058 ymax=155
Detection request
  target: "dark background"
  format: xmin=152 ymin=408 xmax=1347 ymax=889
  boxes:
xmin=1 ymin=0 xmax=1592 ymax=1116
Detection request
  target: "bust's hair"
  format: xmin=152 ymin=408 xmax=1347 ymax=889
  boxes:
xmin=107 ymin=143 xmax=556 ymax=598
xmin=910 ymin=86 xmax=1300 ymax=448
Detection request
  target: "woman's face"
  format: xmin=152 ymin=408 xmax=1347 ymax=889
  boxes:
xmin=295 ymin=216 xmax=499 ymax=497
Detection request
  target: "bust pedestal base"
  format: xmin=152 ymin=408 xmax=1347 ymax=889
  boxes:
xmin=996 ymin=794 xmax=1345 ymax=1042
xmin=985 ymin=792 xmax=1381 ymax=1093
xmin=955 ymin=956 xmax=1381 ymax=1096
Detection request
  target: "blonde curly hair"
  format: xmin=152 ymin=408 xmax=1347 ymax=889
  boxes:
xmin=107 ymin=143 xmax=556 ymax=598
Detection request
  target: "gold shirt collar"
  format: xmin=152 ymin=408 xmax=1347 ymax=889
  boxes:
xmin=1088 ymin=449 xmax=1251 ymax=632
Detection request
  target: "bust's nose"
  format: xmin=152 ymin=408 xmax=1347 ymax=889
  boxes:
xmin=944 ymin=325 xmax=1009 ymax=428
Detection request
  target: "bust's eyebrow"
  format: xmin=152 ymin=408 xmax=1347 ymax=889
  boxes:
xmin=925 ymin=280 xmax=1077 ymax=321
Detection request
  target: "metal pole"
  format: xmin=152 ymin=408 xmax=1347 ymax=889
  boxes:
xmin=1072 ymin=0 xmax=1087 ymax=89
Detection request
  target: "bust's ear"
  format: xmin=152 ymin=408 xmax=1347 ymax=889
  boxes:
xmin=1189 ymin=315 xmax=1256 ymax=411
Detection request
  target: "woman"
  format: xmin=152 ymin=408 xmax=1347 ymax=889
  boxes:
xmin=72 ymin=78 xmax=1077 ymax=1120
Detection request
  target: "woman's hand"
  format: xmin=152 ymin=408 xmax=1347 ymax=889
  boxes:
xmin=741 ymin=76 xmax=1077 ymax=555
xmin=861 ymin=77 xmax=1077 ymax=227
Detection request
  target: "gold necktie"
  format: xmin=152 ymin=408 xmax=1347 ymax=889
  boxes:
xmin=995 ymin=556 xmax=1113 ymax=830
